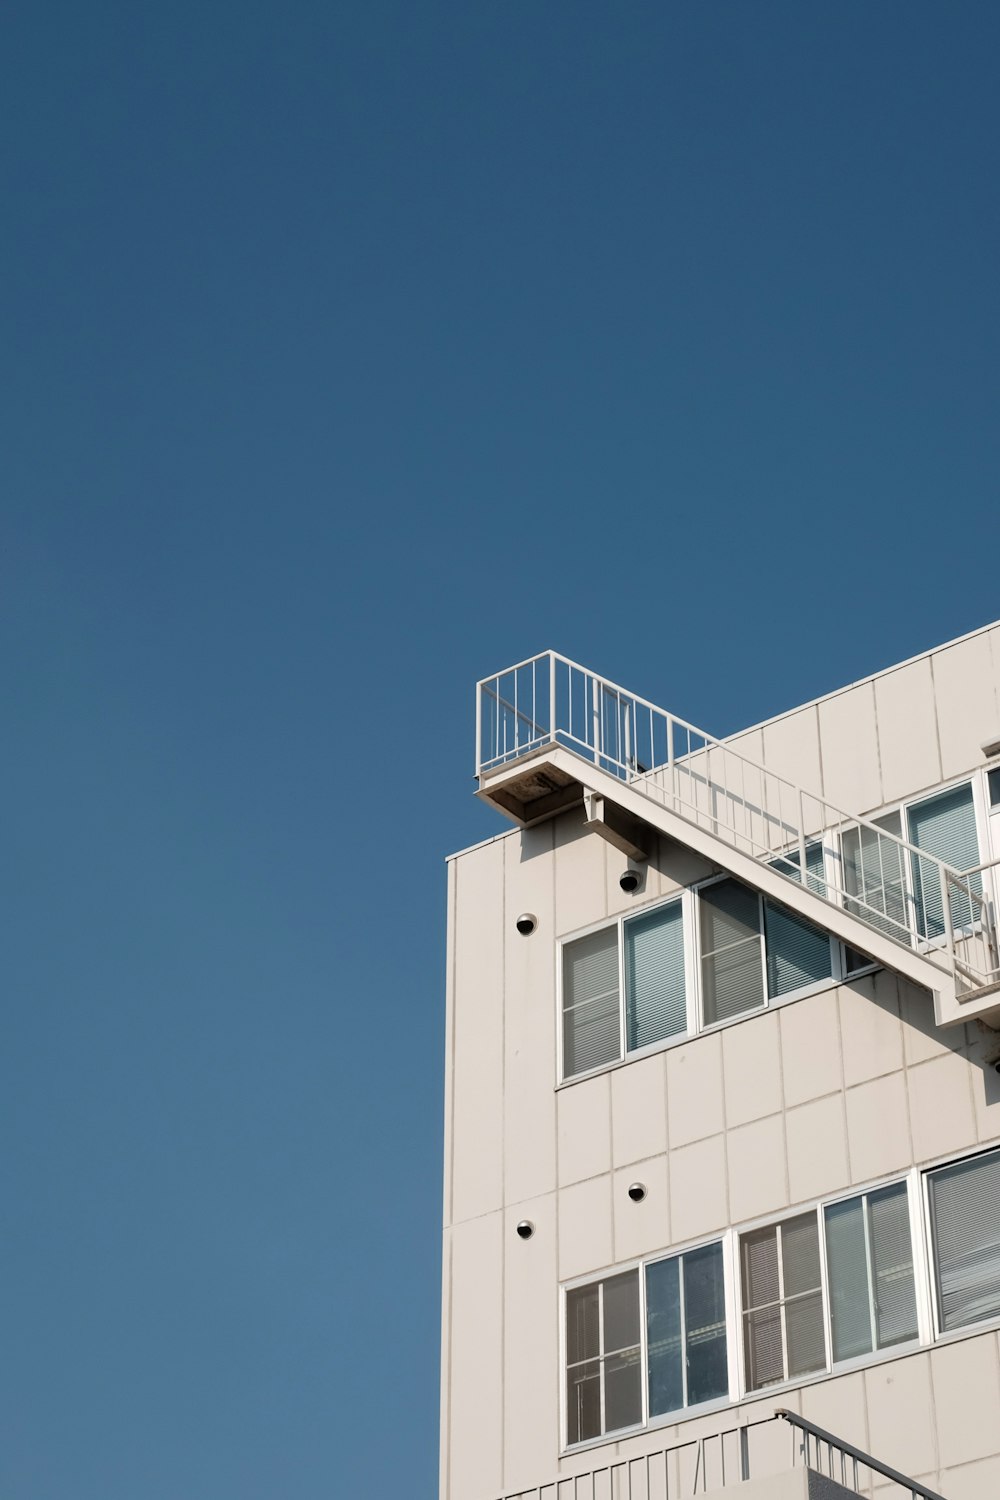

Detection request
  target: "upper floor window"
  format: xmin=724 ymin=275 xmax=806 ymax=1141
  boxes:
xmin=562 ymin=898 xmax=686 ymax=1079
xmin=842 ymin=778 xmax=983 ymax=946
xmin=561 ymin=877 xmax=839 ymax=1080
xmin=700 ymin=877 xmax=833 ymax=1025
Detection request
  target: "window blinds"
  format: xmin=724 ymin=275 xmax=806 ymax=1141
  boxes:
xmin=763 ymin=902 xmax=833 ymax=998
xmin=563 ymin=927 xmax=620 ymax=1077
xmin=907 ymin=783 xmax=981 ymax=938
xmin=700 ymin=880 xmax=764 ymax=1024
xmin=868 ymin=1183 xmax=918 ymax=1349
xmin=625 ymin=902 xmax=686 ymax=1050
xmin=930 ymin=1148 xmax=1000 ymax=1332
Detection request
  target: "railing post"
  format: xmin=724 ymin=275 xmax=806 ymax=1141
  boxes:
xmin=941 ymin=865 xmax=956 ymax=976
xmin=549 ymin=654 xmax=556 ymax=749
xmin=475 ymin=681 xmax=482 ymax=779
xmin=797 ymin=790 xmax=808 ymax=887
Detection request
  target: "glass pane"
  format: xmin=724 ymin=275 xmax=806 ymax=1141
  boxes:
xmin=563 ymin=994 xmax=621 ymax=1078
xmin=625 ymin=902 xmax=686 ymax=1051
xmin=908 ymin=783 xmax=981 ymax=939
xmin=742 ymin=1226 xmax=780 ymax=1312
xmin=700 ymin=878 xmax=761 ymax=953
xmin=646 ymin=1256 xmax=683 ymax=1418
xmin=683 ymin=1243 xmax=728 ymax=1406
xmin=563 ymin=929 xmax=620 ymax=1077
xmin=744 ymin=1305 xmax=783 ymax=1390
xmin=764 ymin=901 xmax=832 ymax=998
xmin=825 ymin=1196 xmax=873 ymax=1362
xmin=930 ymin=1148 xmax=1000 ymax=1332
xmin=604 ymin=1348 xmax=642 ymax=1433
xmin=566 ymin=1359 xmax=601 ymax=1444
xmin=700 ymin=880 xmax=764 ymax=1024
xmin=566 ymin=1284 xmax=600 ymax=1365
xmin=785 ymin=1291 xmax=826 ymax=1377
xmin=781 ymin=1213 xmax=822 ymax=1298
xmin=603 ymin=1270 xmax=640 ymax=1354
xmin=868 ymin=1182 xmax=918 ymax=1349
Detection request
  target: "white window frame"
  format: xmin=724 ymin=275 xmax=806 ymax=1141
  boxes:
xmin=561 ymin=1234 xmax=732 ymax=1452
xmin=557 ymin=892 xmax=695 ymax=1084
xmin=692 ymin=871 xmax=845 ymax=1035
xmin=734 ymin=1174 xmax=922 ymax=1397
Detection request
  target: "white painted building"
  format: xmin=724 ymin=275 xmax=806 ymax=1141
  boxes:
xmin=441 ymin=625 xmax=1000 ymax=1500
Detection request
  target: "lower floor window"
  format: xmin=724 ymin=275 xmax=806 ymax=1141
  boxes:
xmin=741 ymin=1212 xmax=825 ymax=1389
xmin=565 ymin=1271 xmax=642 ymax=1444
xmin=566 ymin=1243 xmax=727 ymax=1444
xmin=562 ymin=1151 xmax=995 ymax=1448
xmin=928 ymin=1146 xmax=1000 ymax=1333
xmin=646 ymin=1242 xmax=728 ymax=1416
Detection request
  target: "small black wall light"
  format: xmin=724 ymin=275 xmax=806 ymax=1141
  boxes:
xmin=515 ymin=913 xmax=537 ymax=936
xmin=627 ymin=1182 xmax=647 ymax=1203
xmin=515 ymin=1220 xmax=535 ymax=1240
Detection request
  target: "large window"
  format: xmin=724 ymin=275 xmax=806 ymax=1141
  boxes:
xmin=562 ymin=899 xmax=687 ymax=1080
xmin=566 ymin=1243 xmax=727 ymax=1445
xmin=741 ymin=1185 xmax=917 ymax=1391
xmin=928 ymin=1147 xmax=1000 ymax=1334
xmin=699 ymin=878 xmax=834 ymax=1027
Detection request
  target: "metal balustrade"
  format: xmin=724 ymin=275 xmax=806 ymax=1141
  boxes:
xmin=491 ymin=1409 xmax=941 ymax=1499
xmin=477 ymin=652 xmax=1000 ymax=996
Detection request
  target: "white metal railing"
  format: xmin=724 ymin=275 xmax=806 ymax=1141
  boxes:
xmin=490 ymin=1409 xmax=941 ymax=1500
xmin=477 ymin=652 xmax=1000 ymax=995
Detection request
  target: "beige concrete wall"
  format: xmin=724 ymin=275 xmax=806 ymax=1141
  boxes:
xmin=441 ymin=623 xmax=1000 ymax=1500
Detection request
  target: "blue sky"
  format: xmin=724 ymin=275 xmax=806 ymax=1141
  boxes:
xmin=2 ymin=4 xmax=998 ymax=1496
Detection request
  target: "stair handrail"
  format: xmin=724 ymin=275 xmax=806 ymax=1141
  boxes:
xmin=776 ymin=1408 xmax=947 ymax=1500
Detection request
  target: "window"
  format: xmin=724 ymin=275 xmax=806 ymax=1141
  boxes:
xmin=565 ymin=1271 xmax=642 ymax=1443
xmin=699 ymin=877 xmax=833 ymax=1027
xmin=646 ymin=1242 xmax=728 ymax=1417
xmin=565 ymin=1244 xmax=727 ymax=1446
xmin=562 ymin=899 xmax=686 ymax=1079
xmin=741 ymin=1212 xmax=825 ymax=1389
xmin=928 ymin=1147 xmax=1000 ymax=1334
xmin=907 ymin=782 xmax=981 ymax=939
xmin=824 ymin=1182 xmax=918 ymax=1361
xmin=741 ymin=1185 xmax=918 ymax=1391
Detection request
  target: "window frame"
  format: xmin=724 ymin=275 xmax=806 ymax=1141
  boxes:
xmin=558 ymin=881 xmax=851 ymax=1084
xmin=734 ymin=1175 xmax=922 ymax=1397
xmin=562 ymin=1235 xmax=731 ymax=1452
xmin=691 ymin=871 xmax=845 ymax=1036
xmin=558 ymin=892 xmax=696 ymax=1084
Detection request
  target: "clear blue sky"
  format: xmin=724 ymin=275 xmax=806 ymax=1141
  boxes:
xmin=2 ymin=4 xmax=998 ymax=1496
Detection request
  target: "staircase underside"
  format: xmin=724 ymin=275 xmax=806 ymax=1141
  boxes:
xmin=478 ymin=745 xmax=1000 ymax=1032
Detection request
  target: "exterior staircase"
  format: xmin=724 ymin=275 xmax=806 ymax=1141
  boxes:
xmin=476 ymin=652 xmax=1000 ymax=1031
